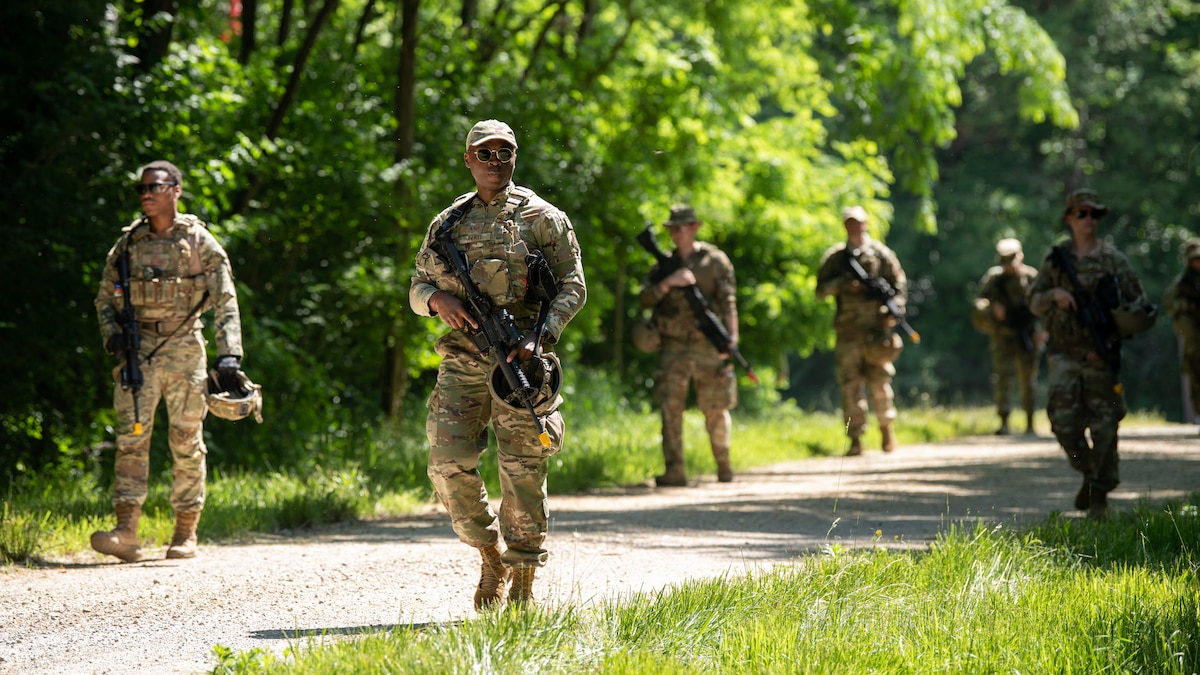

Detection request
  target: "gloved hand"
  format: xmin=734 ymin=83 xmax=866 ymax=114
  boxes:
xmin=214 ymin=355 xmax=243 ymax=394
xmin=105 ymin=332 xmax=124 ymax=356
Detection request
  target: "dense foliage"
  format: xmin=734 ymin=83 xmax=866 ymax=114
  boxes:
xmin=2 ymin=0 xmax=1196 ymax=483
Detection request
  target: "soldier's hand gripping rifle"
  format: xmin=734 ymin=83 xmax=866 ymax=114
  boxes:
xmin=430 ymin=195 xmax=554 ymax=448
xmin=1007 ymin=304 xmax=1037 ymax=354
xmin=845 ymin=251 xmax=921 ymax=344
xmin=1050 ymin=245 xmax=1123 ymax=393
xmin=637 ymin=224 xmax=759 ymax=384
xmin=116 ymin=241 xmax=145 ymax=435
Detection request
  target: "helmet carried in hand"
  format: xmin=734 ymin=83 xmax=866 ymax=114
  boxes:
xmin=205 ymin=369 xmax=264 ymax=423
xmin=487 ymin=352 xmax=563 ymax=415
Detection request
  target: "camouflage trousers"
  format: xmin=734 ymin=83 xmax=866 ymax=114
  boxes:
xmin=990 ymin=336 xmax=1039 ymax=416
xmin=110 ymin=331 xmax=208 ymax=512
xmin=654 ymin=340 xmax=737 ymax=475
xmin=834 ymin=339 xmax=896 ymax=438
xmin=425 ymin=348 xmax=564 ymax=568
xmin=1046 ymin=351 xmax=1125 ymax=493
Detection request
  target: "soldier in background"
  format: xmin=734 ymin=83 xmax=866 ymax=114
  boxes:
xmin=973 ymin=238 xmax=1045 ymax=436
xmin=1029 ymin=188 xmax=1155 ymax=519
xmin=410 ymin=119 xmax=586 ymax=609
xmin=92 ymin=160 xmax=246 ymax=562
xmin=816 ymin=205 xmax=909 ymax=456
xmin=639 ymin=204 xmax=740 ymax=487
xmin=1163 ymin=237 xmax=1200 ymax=429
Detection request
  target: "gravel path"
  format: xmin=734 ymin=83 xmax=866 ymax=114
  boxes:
xmin=3 ymin=425 xmax=1198 ymax=674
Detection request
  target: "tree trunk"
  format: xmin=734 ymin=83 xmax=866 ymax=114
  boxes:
xmin=130 ymin=0 xmax=178 ymax=72
xmin=383 ymin=0 xmax=421 ymax=419
xmin=613 ymin=248 xmax=626 ymax=375
xmin=278 ymin=0 xmax=294 ymax=46
xmin=239 ymin=0 xmax=258 ymax=65
xmin=232 ymin=0 xmax=340 ymax=216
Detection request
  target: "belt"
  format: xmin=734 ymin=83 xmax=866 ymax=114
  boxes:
xmin=138 ymin=319 xmax=193 ymax=334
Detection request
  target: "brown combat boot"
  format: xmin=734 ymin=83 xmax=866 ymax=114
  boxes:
xmin=508 ymin=565 xmax=537 ymax=607
xmin=474 ymin=543 xmax=510 ymax=610
xmin=880 ymin=423 xmax=897 ymax=453
xmin=846 ymin=436 xmax=863 ymax=456
xmin=166 ymin=510 xmax=201 ymax=559
xmin=1087 ymin=490 xmax=1109 ymax=520
xmin=1024 ymin=411 xmax=1036 ymax=436
xmin=995 ymin=413 xmax=1010 ymax=436
xmin=654 ymin=464 xmax=688 ymax=487
xmin=716 ymin=461 xmax=734 ymax=483
xmin=90 ymin=503 xmax=144 ymax=562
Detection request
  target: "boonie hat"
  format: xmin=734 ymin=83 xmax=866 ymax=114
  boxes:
xmin=465 ymin=119 xmax=518 ymax=150
xmin=996 ymin=238 xmax=1023 ymax=259
xmin=842 ymin=205 xmax=868 ymax=223
xmin=664 ymin=204 xmax=699 ymax=226
xmin=1063 ymin=188 xmax=1108 ymax=216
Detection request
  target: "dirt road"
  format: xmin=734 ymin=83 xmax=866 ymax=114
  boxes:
xmin=3 ymin=425 xmax=1198 ymax=674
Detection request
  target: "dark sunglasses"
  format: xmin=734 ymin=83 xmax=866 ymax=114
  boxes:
xmin=134 ymin=182 xmax=177 ymax=195
xmin=472 ymin=147 xmax=515 ymax=163
xmin=1072 ymin=208 xmax=1104 ymax=220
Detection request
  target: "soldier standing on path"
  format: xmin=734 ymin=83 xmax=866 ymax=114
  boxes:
xmin=92 ymin=160 xmax=250 ymax=562
xmin=1028 ymin=188 xmax=1156 ymax=519
xmin=816 ymin=205 xmax=909 ymax=456
xmin=410 ymin=119 xmax=587 ymax=609
xmin=639 ymin=204 xmax=740 ymax=487
xmin=1162 ymin=237 xmax=1200 ymax=429
xmin=973 ymin=238 xmax=1045 ymax=436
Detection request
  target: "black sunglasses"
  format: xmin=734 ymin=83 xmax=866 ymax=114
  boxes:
xmin=472 ymin=147 xmax=515 ymax=163
xmin=134 ymin=181 xmax=178 ymax=195
xmin=1072 ymin=208 xmax=1104 ymax=220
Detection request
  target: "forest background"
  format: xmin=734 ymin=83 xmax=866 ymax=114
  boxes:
xmin=2 ymin=0 xmax=1198 ymax=483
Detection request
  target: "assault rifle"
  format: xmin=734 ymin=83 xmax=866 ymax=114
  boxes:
xmin=430 ymin=194 xmax=554 ymax=448
xmin=1050 ymin=245 xmax=1123 ymax=392
xmin=845 ymin=250 xmax=921 ymax=344
xmin=116 ymin=239 xmax=145 ymax=435
xmin=1007 ymin=304 xmax=1037 ymax=354
xmin=637 ymin=224 xmax=759 ymax=384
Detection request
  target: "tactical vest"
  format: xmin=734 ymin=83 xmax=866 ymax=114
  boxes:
xmin=118 ymin=215 xmax=210 ymax=322
xmin=447 ymin=186 xmax=541 ymax=320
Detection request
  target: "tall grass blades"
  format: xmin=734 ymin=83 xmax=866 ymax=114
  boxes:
xmin=0 ymin=501 xmax=47 ymax=563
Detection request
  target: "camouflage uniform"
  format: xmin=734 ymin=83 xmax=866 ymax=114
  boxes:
xmin=816 ymin=235 xmax=907 ymax=444
xmin=640 ymin=240 xmax=739 ymax=483
xmin=410 ymin=183 xmax=586 ymax=568
xmin=1028 ymin=241 xmax=1148 ymax=498
xmin=976 ymin=260 xmax=1041 ymax=430
xmin=1162 ymin=239 xmax=1200 ymax=421
xmin=94 ymin=213 xmax=242 ymax=512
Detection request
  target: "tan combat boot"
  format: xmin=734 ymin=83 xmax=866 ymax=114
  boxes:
xmin=90 ymin=503 xmax=144 ymax=562
xmin=880 ymin=423 xmax=897 ymax=453
xmin=654 ymin=463 xmax=688 ymax=487
xmin=716 ymin=460 xmax=734 ymax=483
xmin=1024 ymin=411 xmax=1036 ymax=436
xmin=508 ymin=566 xmax=537 ymax=607
xmin=846 ymin=436 xmax=863 ymax=456
xmin=474 ymin=543 xmax=510 ymax=610
xmin=995 ymin=413 xmax=1010 ymax=436
xmin=166 ymin=510 xmax=200 ymax=559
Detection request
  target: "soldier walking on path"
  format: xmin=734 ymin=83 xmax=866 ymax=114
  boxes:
xmin=973 ymin=238 xmax=1045 ymax=436
xmin=639 ymin=204 xmax=741 ymax=487
xmin=410 ymin=119 xmax=587 ymax=609
xmin=1163 ymin=237 xmax=1200 ymax=430
xmin=816 ymin=205 xmax=909 ymax=456
xmin=1028 ymin=188 xmax=1156 ymax=519
xmin=92 ymin=160 xmax=253 ymax=562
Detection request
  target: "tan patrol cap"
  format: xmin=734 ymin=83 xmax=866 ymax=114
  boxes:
xmin=996 ymin=238 xmax=1022 ymax=259
xmin=842 ymin=205 xmax=868 ymax=223
xmin=465 ymin=119 xmax=518 ymax=150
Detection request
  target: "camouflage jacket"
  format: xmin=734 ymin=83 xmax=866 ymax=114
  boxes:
xmin=815 ymin=236 xmax=907 ymax=339
xmin=976 ymin=262 xmax=1039 ymax=341
xmin=95 ymin=213 xmax=242 ymax=356
xmin=410 ymin=183 xmax=587 ymax=350
xmin=1028 ymin=241 xmax=1147 ymax=356
xmin=639 ymin=241 xmax=737 ymax=344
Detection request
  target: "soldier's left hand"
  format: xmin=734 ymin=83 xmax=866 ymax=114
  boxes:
xmin=215 ymin=355 xmax=242 ymax=393
xmin=506 ymin=332 xmax=541 ymax=363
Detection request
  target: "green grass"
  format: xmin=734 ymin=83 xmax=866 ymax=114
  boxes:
xmin=0 ymin=398 xmax=1163 ymax=563
xmin=211 ymin=495 xmax=1200 ymax=674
